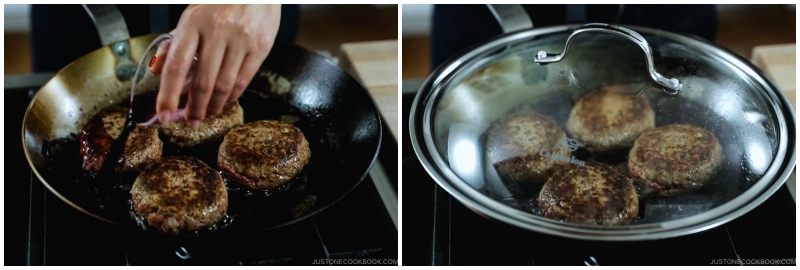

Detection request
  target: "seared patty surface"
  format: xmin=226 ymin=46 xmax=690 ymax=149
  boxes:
xmin=486 ymin=110 xmax=571 ymax=186
xmin=218 ymin=120 xmax=311 ymax=190
xmin=538 ymin=164 xmax=639 ymax=225
xmin=161 ymin=101 xmax=244 ymax=147
xmin=628 ymin=124 xmax=723 ymax=195
xmin=567 ymin=85 xmax=655 ymax=153
xmin=79 ymin=106 xmax=162 ymax=173
xmin=130 ymin=156 xmax=228 ymax=234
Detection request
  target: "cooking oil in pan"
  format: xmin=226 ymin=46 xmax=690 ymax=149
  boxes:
xmin=40 ymin=90 xmax=330 ymax=235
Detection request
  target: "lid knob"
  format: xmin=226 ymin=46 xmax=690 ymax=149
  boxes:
xmin=537 ymin=50 xmax=547 ymax=59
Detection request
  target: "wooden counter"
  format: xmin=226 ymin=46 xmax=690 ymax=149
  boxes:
xmin=751 ymin=43 xmax=796 ymax=110
xmin=338 ymin=40 xmax=399 ymax=141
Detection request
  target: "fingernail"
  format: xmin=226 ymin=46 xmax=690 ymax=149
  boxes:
xmin=149 ymin=56 xmax=157 ymax=67
xmin=189 ymin=120 xmax=201 ymax=129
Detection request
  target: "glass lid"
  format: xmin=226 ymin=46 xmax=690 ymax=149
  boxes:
xmin=425 ymin=24 xmax=789 ymax=227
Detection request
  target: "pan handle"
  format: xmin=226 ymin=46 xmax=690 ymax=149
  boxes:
xmin=82 ymin=4 xmax=130 ymax=46
xmin=533 ymin=23 xmax=683 ymax=94
xmin=486 ymin=4 xmax=533 ymax=34
xmin=82 ymin=4 xmax=137 ymax=82
xmin=486 ymin=5 xmax=548 ymax=85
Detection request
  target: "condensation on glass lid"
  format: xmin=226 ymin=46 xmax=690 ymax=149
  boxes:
xmin=437 ymin=79 xmax=775 ymax=225
xmin=427 ymin=26 xmax=783 ymax=226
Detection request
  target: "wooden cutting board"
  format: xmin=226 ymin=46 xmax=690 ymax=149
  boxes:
xmin=751 ymin=43 xmax=796 ymax=110
xmin=338 ymin=40 xmax=399 ymax=141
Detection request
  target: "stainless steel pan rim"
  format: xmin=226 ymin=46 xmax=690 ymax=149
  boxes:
xmin=409 ymin=24 xmax=796 ymax=241
xmin=21 ymin=33 xmax=162 ymax=227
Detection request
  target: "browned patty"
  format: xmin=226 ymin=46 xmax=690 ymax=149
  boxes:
xmin=567 ymin=85 xmax=655 ymax=153
xmin=218 ymin=120 xmax=311 ymax=190
xmin=486 ymin=110 xmax=571 ymax=186
xmin=130 ymin=156 xmax=228 ymax=234
xmin=538 ymin=164 xmax=639 ymax=225
xmin=161 ymin=101 xmax=244 ymax=147
xmin=628 ymin=124 xmax=723 ymax=195
xmin=79 ymin=106 xmax=162 ymax=173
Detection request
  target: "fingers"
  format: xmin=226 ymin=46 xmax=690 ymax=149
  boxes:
xmin=185 ymin=34 xmax=226 ymax=126
xmin=228 ymin=51 xmax=266 ymax=104
xmin=156 ymin=4 xmax=281 ymax=127
xmin=157 ymin=30 xmax=199 ymax=121
xmin=208 ymin=45 xmax=246 ymax=115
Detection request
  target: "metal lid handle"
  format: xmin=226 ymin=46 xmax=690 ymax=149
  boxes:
xmin=534 ymin=23 xmax=683 ymax=94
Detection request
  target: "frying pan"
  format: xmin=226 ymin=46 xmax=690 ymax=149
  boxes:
xmin=410 ymin=5 xmax=795 ymax=240
xmin=22 ymin=5 xmax=382 ymax=237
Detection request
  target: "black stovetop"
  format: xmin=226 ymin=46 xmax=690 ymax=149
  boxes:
xmin=401 ymin=92 xmax=796 ymax=266
xmin=6 ymin=84 xmax=397 ymax=266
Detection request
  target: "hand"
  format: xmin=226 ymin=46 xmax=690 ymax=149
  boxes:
xmin=152 ymin=4 xmax=281 ymax=128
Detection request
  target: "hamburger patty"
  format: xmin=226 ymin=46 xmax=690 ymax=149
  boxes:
xmin=628 ymin=124 xmax=723 ymax=195
xmin=218 ymin=120 xmax=311 ymax=190
xmin=567 ymin=85 xmax=655 ymax=153
xmin=161 ymin=101 xmax=244 ymax=147
xmin=538 ymin=164 xmax=639 ymax=225
xmin=80 ymin=106 xmax=162 ymax=173
xmin=130 ymin=156 xmax=228 ymax=234
xmin=486 ymin=110 xmax=571 ymax=186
